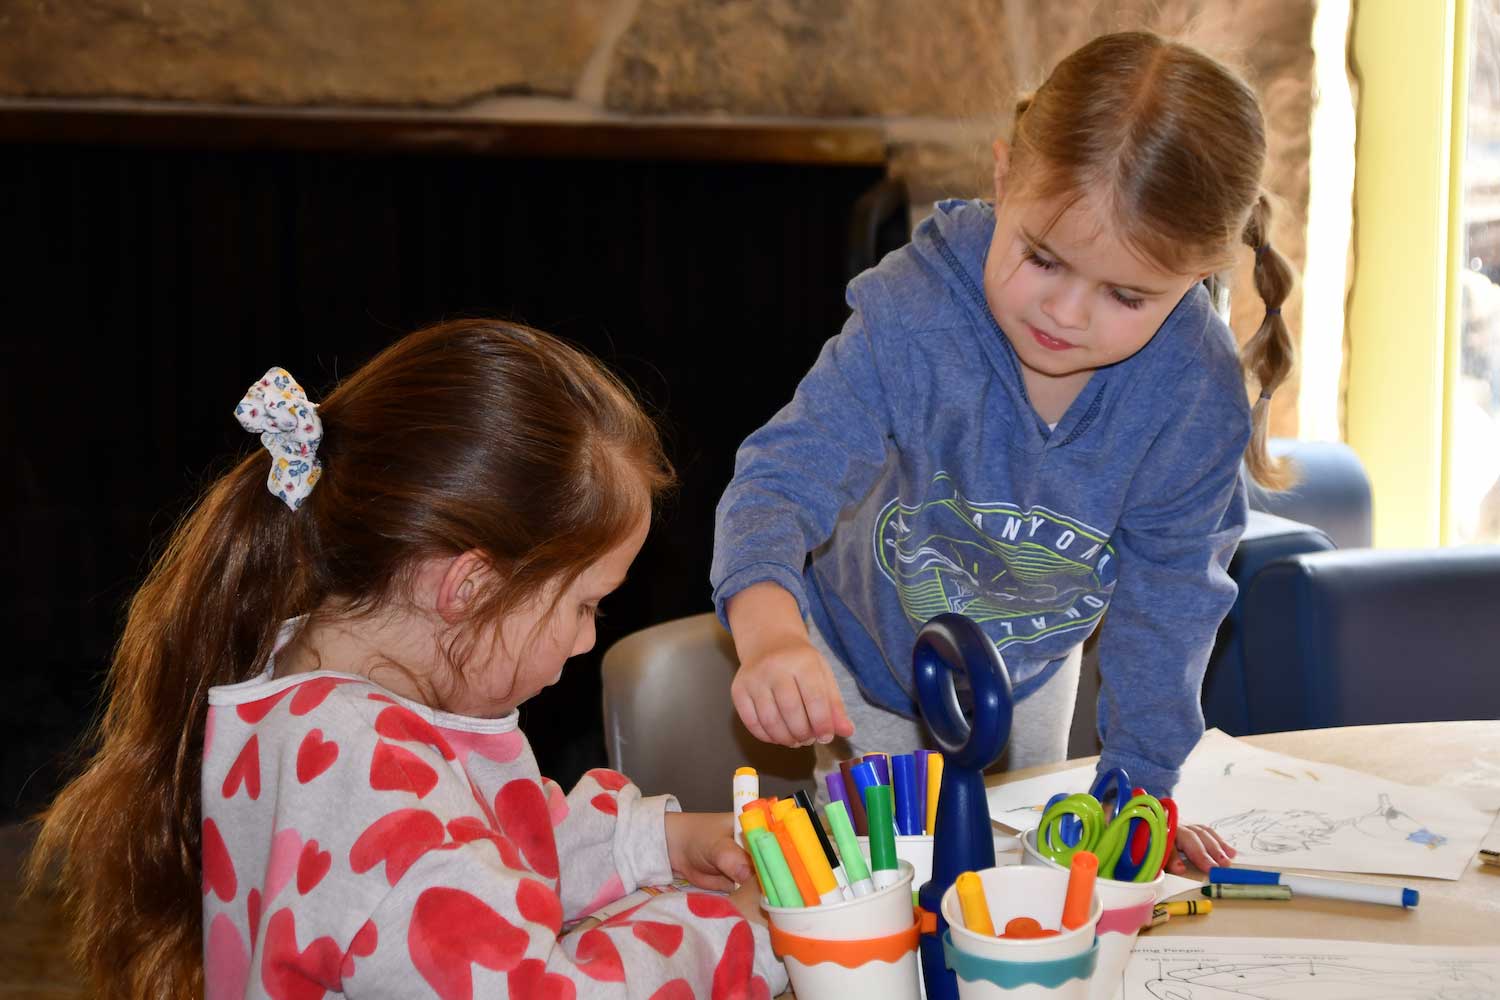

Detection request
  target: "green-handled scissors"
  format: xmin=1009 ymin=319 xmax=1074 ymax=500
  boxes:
xmin=1037 ymin=791 xmax=1167 ymax=881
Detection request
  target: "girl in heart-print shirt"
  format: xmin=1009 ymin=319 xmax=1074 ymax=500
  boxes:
xmin=31 ymin=319 xmax=787 ymax=1000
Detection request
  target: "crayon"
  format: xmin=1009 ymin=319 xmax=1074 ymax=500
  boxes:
xmin=840 ymin=759 xmax=869 ymax=836
xmin=1201 ymin=883 xmax=1292 ymax=900
xmin=1061 ymin=850 xmax=1098 ymax=930
xmin=733 ymin=767 xmax=759 ymax=844
xmin=1481 ymin=849 xmax=1500 ymax=868
xmin=1210 ymin=866 xmax=1418 ymax=908
xmin=865 ymin=784 xmax=901 ymax=890
xmin=955 ymin=871 xmax=995 ymax=935
xmin=1146 ymin=905 xmax=1171 ymax=929
xmin=925 ymin=753 xmax=944 ymax=836
xmin=825 ymin=800 xmax=874 ymax=896
xmin=786 ymin=808 xmax=844 ymax=905
xmin=748 ymin=827 xmax=801 ymax=907
xmin=1162 ymin=899 xmax=1211 ymax=916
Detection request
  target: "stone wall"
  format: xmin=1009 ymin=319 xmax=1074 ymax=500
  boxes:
xmin=1 ymin=0 xmax=1320 ymax=430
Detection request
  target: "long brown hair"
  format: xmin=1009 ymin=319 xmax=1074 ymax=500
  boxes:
xmin=1007 ymin=30 xmax=1297 ymax=488
xmin=26 ymin=319 xmax=675 ymax=997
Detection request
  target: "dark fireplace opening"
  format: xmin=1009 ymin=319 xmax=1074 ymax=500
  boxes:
xmin=0 ymin=124 xmax=899 ymax=821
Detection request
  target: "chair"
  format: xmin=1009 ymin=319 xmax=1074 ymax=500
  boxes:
xmin=600 ymin=614 xmax=815 ymax=813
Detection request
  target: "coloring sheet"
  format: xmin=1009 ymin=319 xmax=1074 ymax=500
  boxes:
xmin=986 ymin=730 xmax=1500 ymax=880
xmin=1119 ymin=936 xmax=1500 ymax=1000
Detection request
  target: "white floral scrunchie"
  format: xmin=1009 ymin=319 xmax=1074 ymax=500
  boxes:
xmin=233 ymin=367 xmax=323 ymax=510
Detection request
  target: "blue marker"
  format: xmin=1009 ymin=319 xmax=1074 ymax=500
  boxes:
xmin=1210 ymin=866 xmax=1418 ymax=908
xmin=892 ymin=753 xmax=921 ymax=835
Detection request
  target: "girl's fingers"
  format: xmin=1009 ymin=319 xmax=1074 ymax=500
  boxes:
xmin=772 ymin=676 xmax=815 ymax=745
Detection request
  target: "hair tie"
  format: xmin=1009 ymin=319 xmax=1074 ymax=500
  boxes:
xmin=1265 ymin=306 xmax=1281 ymax=316
xmin=1259 ymin=390 xmax=1274 ymax=402
xmin=234 ymin=367 xmax=323 ymax=510
xmin=1254 ymin=243 xmax=1270 ymax=257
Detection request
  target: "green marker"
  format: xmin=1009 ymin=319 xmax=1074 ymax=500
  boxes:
xmin=825 ymin=800 xmax=875 ymax=897
xmin=745 ymin=828 xmax=782 ymax=907
xmin=748 ymin=827 xmax=803 ymax=907
xmin=865 ymin=784 xmax=901 ymax=891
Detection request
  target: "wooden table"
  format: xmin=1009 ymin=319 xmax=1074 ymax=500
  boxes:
xmin=989 ymin=721 xmax=1500 ymax=948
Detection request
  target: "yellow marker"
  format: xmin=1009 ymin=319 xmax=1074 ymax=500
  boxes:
xmin=740 ymin=808 xmax=769 ymax=834
xmin=1163 ymin=899 xmax=1212 ymax=916
xmin=955 ymin=871 xmax=995 ymax=935
xmin=785 ymin=808 xmax=844 ymax=904
xmin=925 ymin=753 xmax=945 ymax=835
xmin=771 ymin=798 xmax=798 ymax=823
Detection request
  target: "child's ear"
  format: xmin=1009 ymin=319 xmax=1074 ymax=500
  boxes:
xmin=435 ymin=550 xmax=491 ymax=624
xmin=992 ymin=138 xmax=1011 ymax=202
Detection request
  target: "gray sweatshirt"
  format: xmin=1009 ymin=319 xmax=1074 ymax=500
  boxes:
xmin=711 ymin=198 xmax=1250 ymax=795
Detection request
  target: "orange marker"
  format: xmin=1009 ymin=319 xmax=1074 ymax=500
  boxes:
xmin=1062 ymin=850 xmax=1098 ymax=930
xmin=955 ymin=871 xmax=995 ymax=936
xmin=1001 ymin=916 xmax=1057 ymax=939
xmin=771 ymin=818 xmax=822 ymax=907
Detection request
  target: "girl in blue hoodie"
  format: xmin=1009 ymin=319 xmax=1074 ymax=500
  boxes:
xmin=711 ymin=31 xmax=1296 ymax=874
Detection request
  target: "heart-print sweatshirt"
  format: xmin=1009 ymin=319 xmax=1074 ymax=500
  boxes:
xmin=201 ymin=663 xmax=786 ymax=999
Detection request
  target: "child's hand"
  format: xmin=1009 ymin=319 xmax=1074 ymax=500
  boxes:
xmin=1166 ymin=820 xmax=1236 ymax=874
xmin=664 ymin=812 xmax=752 ymax=892
xmin=728 ymin=878 xmax=769 ymax=926
xmin=725 ymin=581 xmax=854 ymax=747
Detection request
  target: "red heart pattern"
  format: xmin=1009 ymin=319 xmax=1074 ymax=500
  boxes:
xmin=202 ymin=817 xmax=237 ymax=901
xmin=590 ymin=793 xmax=619 ymax=816
xmin=262 ymin=908 xmax=343 ymax=1000
xmin=514 ymin=878 xmax=562 ymax=935
xmin=369 ymin=740 xmax=439 ymax=798
xmin=632 ymin=920 xmax=684 ymax=957
xmin=375 ymin=706 xmax=456 ymax=760
xmin=508 ymin=958 xmax=577 ymax=1000
xmin=574 ymin=929 xmax=625 ymax=982
xmin=494 ymin=780 xmax=558 ymax=878
xmin=247 ymin=888 xmax=262 ymax=951
xmin=349 ymin=809 xmax=446 ymax=885
xmin=408 ymin=887 xmax=528 ymax=1000
xmin=297 ymin=839 xmax=331 ymax=895
xmin=649 ymin=980 xmax=695 ymax=1000
xmin=340 ymin=919 xmax=378 ymax=980
xmin=238 ymin=688 xmax=293 ymax=724
xmin=585 ymin=769 xmax=631 ymax=792
xmin=711 ymin=922 xmax=758 ymax=1000
xmin=296 ymin=729 xmax=339 ymax=784
xmin=222 ymin=735 xmax=262 ymax=801
xmin=289 ymin=676 xmax=346 ymax=716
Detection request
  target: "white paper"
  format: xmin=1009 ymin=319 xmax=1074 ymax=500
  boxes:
xmin=986 ymin=730 xmax=1500 ymax=881
xmin=1120 ymin=935 xmax=1500 ymax=999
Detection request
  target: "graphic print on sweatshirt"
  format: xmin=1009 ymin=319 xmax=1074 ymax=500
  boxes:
xmin=874 ymin=473 xmax=1118 ymax=646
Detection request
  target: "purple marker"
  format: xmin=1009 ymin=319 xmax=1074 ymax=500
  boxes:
xmin=862 ymin=752 xmax=891 ymax=786
xmin=913 ymin=750 xmax=931 ymax=833
xmin=825 ymin=772 xmax=851 ymax=815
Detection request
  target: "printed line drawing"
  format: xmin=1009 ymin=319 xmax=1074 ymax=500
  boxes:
xmin=1212 ymin=793 xmax=1449 ymax=855
xmin=1140 ymin=957 xmax=1499 ymax=999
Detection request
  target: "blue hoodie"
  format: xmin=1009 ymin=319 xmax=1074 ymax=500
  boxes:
xmin=711 ymin=199 xmax=1250 ymax=795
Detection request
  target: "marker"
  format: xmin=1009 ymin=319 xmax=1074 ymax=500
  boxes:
xmin=786 ymin=808 xmax=845 ymax=905
xmin=740 ymin=807 xmax=769 ymax=836
xmin=1202 ymin=884 xmax=1292 ymax=900
xmin=851 ymin=760 xmax=884 ymax=830
xmin=840 ymin=759 xmax=869 ymax=836
xmin=862 ymin=752 xmax=891 ymax=786
xmin=825 ymin=773 xmax=852 ymax=817
xmin=748 ymin=827 xmax=801 ymax=907
xmin=925 ymin=753 xmax=944 ymax=836
xmin=770 ymin=815 xmax=821 ymax=906
xmin=955 ymin=871 xmax=996 ymax=936
xmin=1210 ymin=866 xmax=1418 ymax=908
xmin=1146 ymin=905 xmax=1171 ymax=929
xmin=1061 ymin=850 xmax=1098 ymax=930
xmin=1162 ymin=899 xmax=1211 ymax=916
xmin=892 ymin=754 xmax=920 ymax=835
xmin=793 ymin=790 xmax=849 ymax=892
xmin=825 ymin=800 xmax=874 ymax=897
xmin=744 ymin=828 xmax=781 ymax=906
xmin=733 ymin=767 xmax=759 ymax=844
xmin=770 ymin=798 xmax=798 ymax=824
xmin=865 ymin=783 xmax=901 ymax=890
xmin=913 ymin=750 xmax=931 ymax=832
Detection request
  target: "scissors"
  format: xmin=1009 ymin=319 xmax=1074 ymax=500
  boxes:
xmin=1042 ymin=765 xmax=1133 ymax=847
xmin=1037 ymin=790 xmax=1167 ymax=881
xmin=1120 ymin=790 xmax=1180 ymax=880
